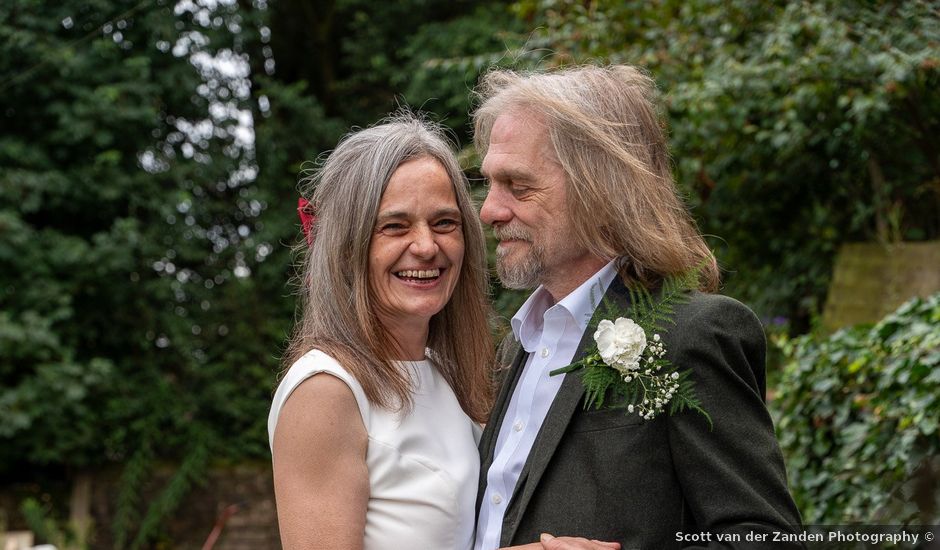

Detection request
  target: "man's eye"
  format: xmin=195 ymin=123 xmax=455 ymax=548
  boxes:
xmin=380 ymin=223 xmax=406 ymax=232
xmin=506 ymin=179 xmax=528 ymax=192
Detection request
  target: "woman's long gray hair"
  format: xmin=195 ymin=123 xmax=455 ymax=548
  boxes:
xmin=283 ymin=112 xmax=493 ymax=422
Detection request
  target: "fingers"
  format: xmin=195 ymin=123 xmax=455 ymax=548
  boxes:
xmin=540 ymin=533 xmax=621 ymax=549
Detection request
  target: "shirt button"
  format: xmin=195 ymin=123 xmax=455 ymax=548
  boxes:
xmin=540 ymin=347 xmax=550 ymax=358
xmin=513 ymin=420 xmax=524 ymax=432
xmin=492 ymin=493 xmax=503 ymax=505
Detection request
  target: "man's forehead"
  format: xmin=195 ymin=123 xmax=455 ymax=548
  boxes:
xmin=481 ymin=110 xmax=559 ymax=177
xmin=489 ymin=108 xmax=546 ymax=141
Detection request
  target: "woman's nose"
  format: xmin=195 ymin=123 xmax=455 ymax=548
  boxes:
xmin=409 ymin=225 xmax=438 ymax=258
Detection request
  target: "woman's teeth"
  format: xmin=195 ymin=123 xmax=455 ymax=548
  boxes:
xmin=396 ymin=269 xmax=440 ymax=279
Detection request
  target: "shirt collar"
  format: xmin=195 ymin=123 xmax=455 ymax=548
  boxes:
xmin=510 ymin=260 xmax=620 ymax=352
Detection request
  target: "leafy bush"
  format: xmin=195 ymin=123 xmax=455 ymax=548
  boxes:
xmin=772 ymin=293 xmax=940 ymax=524
xmin=0 ymin=2 xmax=286 ymax=545
xmin=504 ymin=0 xmax=940 ymax=330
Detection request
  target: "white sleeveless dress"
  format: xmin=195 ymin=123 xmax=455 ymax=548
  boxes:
xmin=268 ymin=350 xmax=481 ymax=550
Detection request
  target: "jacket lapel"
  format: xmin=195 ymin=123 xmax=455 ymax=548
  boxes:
xmin=477 ymin=334 xmax=527 ymax=514
xmin=501 ymin=277 xmax=631 ymax=545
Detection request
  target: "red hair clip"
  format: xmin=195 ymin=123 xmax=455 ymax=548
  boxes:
xmin=297 ymin=197 xmax=316 ymax=246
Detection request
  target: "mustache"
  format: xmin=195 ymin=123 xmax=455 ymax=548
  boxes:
xmin=492 ymin=224 xmax=532 ymax=242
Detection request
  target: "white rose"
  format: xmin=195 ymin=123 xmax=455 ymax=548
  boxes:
xmin=593 ymin=317 xmax=647 ymax=374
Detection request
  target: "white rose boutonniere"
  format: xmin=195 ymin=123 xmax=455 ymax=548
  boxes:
xmin=550 ymin=270 xmax=712 ymax=427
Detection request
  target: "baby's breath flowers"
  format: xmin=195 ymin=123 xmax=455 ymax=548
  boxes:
xmin=619 ymin=331 xmax=682 ymax=420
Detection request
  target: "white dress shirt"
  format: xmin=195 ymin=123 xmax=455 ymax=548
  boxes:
xmin=475 ymin=261 xmax=618 ymax=550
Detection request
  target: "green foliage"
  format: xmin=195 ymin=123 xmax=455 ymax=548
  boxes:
xmin=128 ymin=438 xmax=210 ymax=550
xmin=624 ymin=266 xmax=699 ymax=335
xmin=772 ymin=293 xmax=940 ymax=524
xmin=577 ymin=357 xmax=621 ymax=408
xmin=668 ymin=0 xmax=940 ymax=325
xmin=502 ymin=0 xmax=940 ymax=328
xmin=397 ymin=2 xmax=527 ymax=138
xmin=666 ymin=368 xmax=708 ymax=423
xmin=1 ymin=0 xmax=523 ymax=543
xmin=111 ymin=435 xmax=153 ymax=550
xmin=20 ymin=497 xmax=89 ymax=550
xmin=332 ymin=0 xmax=473 ymax=121
xmin=1 ymin=0 xmax=286 ymax=543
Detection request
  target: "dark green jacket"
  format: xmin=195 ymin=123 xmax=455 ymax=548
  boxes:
xmin=477 ymin=277 xmax=803 ymax=549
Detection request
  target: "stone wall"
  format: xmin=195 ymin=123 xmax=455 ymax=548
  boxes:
xmin=84 ymin=462 xmax=280 ymax=549
xmin=168 ymin=462 xmax=280 ymax=550
xmin=822 ymin=241 xmax=940 ymax=332
xmin=2 ymin=463 xmax=280 ymax=549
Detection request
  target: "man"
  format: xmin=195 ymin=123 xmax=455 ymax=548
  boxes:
xmin=473 ymin=65 xmax=803 ymax=550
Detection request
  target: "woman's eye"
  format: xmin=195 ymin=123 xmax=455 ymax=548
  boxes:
xmin=380 ymin=223 xmax=407 ymax=233
xmin=434 ymin=219 xmax=460 ymax=231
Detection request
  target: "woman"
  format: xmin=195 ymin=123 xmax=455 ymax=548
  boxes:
xmin=268 ymin=113 xmax=494 ymax=549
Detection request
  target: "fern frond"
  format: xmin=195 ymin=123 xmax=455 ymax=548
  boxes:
xmin=582 ymin=365 xmax=618 ymax=409
xmin=667 ymin=370 xmax=713 ymax=430
xmin=113 ymin=436 xmax=154 ymax=550
xmin=129 ymin=436 xmax=211 ymax=550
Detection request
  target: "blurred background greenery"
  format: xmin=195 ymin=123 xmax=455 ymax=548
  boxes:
xmin=1 ymin=0 xmax=937 ymax=547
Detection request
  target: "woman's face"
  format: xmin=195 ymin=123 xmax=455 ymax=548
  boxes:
xmin=368 ymin=156 xmax=465 ymax=331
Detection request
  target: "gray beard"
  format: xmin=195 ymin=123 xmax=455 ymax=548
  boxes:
xmin=495 ymin=246 xmax=544 ymax=289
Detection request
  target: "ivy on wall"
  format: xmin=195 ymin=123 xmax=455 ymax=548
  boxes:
xmin=772 ymin=293 xmax=940 ymax=524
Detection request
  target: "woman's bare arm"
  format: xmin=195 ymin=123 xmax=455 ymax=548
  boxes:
xmin=273 ymin=374 xmax=369 ymax=550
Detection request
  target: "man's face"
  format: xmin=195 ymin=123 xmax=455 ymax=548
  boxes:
xmin=480 ymin=110 xmax=588 ymax=293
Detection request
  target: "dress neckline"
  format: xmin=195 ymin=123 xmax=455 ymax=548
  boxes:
xmin=393 ymin=358 xmax=432 ymax=372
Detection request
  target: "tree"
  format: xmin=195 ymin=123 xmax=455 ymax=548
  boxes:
xmin=503 ymin=0 xmax=940 ymax=329
xmin=2 ymin=0 xmax=525 ymax=545
xmin=1 ymin=1 xmax=281 ymax=546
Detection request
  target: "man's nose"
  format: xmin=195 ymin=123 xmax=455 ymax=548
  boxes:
xmin=480 ymin=185 xmax=511 ymax=227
